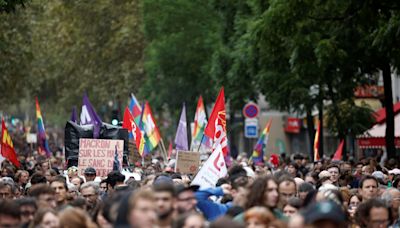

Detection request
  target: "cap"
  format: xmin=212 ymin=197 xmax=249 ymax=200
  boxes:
xmin=175 ymin=184 xmax=199 ymax=195
xmin=153 ymin=175 xmax=173 ymax=186
xmin=372 ymin=171 xmax=384 ymax=180
xmin=84 ymin=167 xmax=96 ymax=175
xmin=303 ymin=201 xmax=346 ymax=224
xmin=318 ymin=170 xmax=331 ymax=179
xmin=389 ymin=168 xmax=400 ymax=175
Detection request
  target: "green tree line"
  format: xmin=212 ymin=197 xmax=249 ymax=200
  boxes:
xmin=1 ymin=0 xmax=399 ymax=158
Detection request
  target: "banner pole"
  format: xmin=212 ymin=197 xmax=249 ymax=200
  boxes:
xmin=160 ymin=139 xmax=168 ymax=163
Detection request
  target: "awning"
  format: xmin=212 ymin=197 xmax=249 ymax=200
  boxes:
xmin=374 ymin=102 xmax=400 ymax=124
xmin=357 ymin=112 xmax=400 ymax=149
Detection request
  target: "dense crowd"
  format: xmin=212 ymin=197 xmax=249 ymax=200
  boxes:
xmin=0 ymin=151 xmax=399 ymax=228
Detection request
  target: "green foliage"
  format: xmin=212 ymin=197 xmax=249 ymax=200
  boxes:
xmin=0 ymin=0 xmax=145 ymax=124
xmin=0 ymin=0 xmax=26 ymax=13
xmin=141 ymin=0 xmax=220 ymax=117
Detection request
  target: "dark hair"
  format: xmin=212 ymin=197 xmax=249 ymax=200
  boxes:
xmin=69 ymin=197 xmax=87 ymax=209
xmin=278 ymin=175 xmax=296 ymax=186
xmin=173 ymin=212 xmax=203 ymax=228
xmin=359 ymin=175 xmax=378 ymax=189
xmin=15 ymin=197 xmax=37 ymax=209
xmin=28 ymin=183 xmax=55 ymax=197
xmin=326 ymin=164 xmax=340 ymax=171
xmin=355 ymin=198 xmax=392 ymax=227
xmin=106 ymin=171 xmax=125 ymax=189
xmin=153 ymin=182 xmax=175 ymax=196
xmin=30 ymin=172 xmax=47 ymax=185
xmin=298 ymin=182 xmax=315 ymax=193
xmin=283 ymin=197 xmax=302 ymax=209
xmin=245 ymin=176 xmax=277 ymax=209
xmin=288 ymin=162 xmax=299 ymax=170
xmin=51 ymin=175 xmax=68 ymax=190
xmin=210 ymin=216 xmax=244 ymax=228
xmin=0 ymin=199 xmax=20 ymax=218
xmin=228 ymin=165 xmax=247 ymax=183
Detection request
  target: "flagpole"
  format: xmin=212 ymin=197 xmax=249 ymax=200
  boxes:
xmin=196 ymin=134 xmax=205 ymax=152
xmin=160 ymin=139 xmax=168 ymax=163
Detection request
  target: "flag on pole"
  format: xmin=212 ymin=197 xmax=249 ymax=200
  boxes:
xmin=129 ymin=93 xmax=142 ymax=124
xmin=1 ymin=119 xmax=20 ymax=167
xmin=35 ymin=98 xmax=52 ymax=157
xmin=174 ymin=103 xmax=189 ymax=151
xmin=80 ymin=94 xmax=102 ymax=138
xmin=191 ymin=145 xmax=227 ymax=189
xmin=313 ymin=120 xmax=321 ymax=161
xmin=70 ymin=106 xmax=78 ymax=123
xmin=122 ymin=107 xmax=145 ymax=157
xmin=204 ymin=88 xmax=228 ymax=156
xmin=332 ymin=140 xmax=344 ymax=161
xmin=191 ymin=96 xmax=207 ymax=149
xmin=140 ymin=102 xmax=161 ymax=154
xmin=251 ymin=119 xmax=272 ymax=164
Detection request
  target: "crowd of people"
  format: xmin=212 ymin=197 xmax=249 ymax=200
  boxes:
xmin=0 ymin=151 xmax=399 ymax=228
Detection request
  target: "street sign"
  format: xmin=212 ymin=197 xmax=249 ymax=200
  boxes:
xmin=244 ymin=118 xmax=259 ymax=138
xmin=243 ymin=102 xmax=259 ymax=119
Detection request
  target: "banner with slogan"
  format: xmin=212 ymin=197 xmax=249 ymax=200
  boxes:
xmin=78 ymin=138 xmax=124 ymax=177
xmin=174 ymin=151 xmax=200 ymax=174
xmin=191 ymin=145 xmax=227 ymax=189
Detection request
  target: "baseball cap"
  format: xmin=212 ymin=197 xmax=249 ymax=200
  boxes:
xmin=153 ymin=175 xmax=173 ymax=186
xmin=84 ymin=167 xmax=96 ymax=175
xmin=303 ymin=201 xmax=346 ymax=224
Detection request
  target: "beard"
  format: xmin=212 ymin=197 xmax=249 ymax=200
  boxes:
xmin=158 ymin=207 xmax=173 ymax=220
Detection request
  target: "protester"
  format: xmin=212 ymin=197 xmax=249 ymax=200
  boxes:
xmin=4 ymin=114 xmax=400 ymax=228
xmin=31 ymin=208 xmax=59 ymax=228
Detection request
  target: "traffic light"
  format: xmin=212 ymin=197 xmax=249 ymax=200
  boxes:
xmin=111 ymin=109 xmax=120 ymax=126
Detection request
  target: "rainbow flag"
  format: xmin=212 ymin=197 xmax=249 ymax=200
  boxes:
xmin=191 ymin=96 xmax=209 ymax=150
xmin=251 ymin=119 xmax=272 ymax=164
xmin=129 ymin=93 xmax=142 ymax=124
xmin=35 ymin=98 xmax=51 ymax=157
xmin=140 ymin=102 xmax=161 ymax=155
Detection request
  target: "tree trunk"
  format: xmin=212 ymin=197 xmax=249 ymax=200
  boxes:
xmin=382 ymin=63 xmax=396 ymax=159
xmin=306 ymin=108 xmax=315 ymax=160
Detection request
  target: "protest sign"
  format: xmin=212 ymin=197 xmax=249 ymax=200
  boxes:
xmin=175 ymin=151 xmax=200 ymax=174
xmin=78 ymin=138 xmax=123 ymax=177
xmin=191 ymin=145 xmax=227 ymax=189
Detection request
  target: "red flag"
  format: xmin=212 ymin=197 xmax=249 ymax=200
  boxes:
xmin=1 ymin=119 xmax=20 ymax=167
xmin=168 ymin=140 xmax=173 ymax=160
xmin=122 ymin=107 xmax=145 ymax=157
xmin=332 ymin=140 xmax=344 ymax=161
xmin=204 ymin=87 xmax=228 ymax=156
xmin=313 ymin=120 xmax=321 ymax=161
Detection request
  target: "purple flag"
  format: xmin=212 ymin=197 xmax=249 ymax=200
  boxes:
xmin=174 ymin=103 xmax=189 ymax=151
xmin=70 ymin=106 xmax=78 ymax=123
xmin=80 ymin=94 xmax=102 ymax=138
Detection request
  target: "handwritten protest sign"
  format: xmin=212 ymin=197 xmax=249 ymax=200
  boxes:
xmin=78 ymin=138 xmax=123 ymax=177
xmin=175 ymin=151 xmax=200 ymax=174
